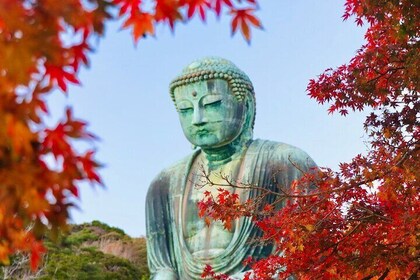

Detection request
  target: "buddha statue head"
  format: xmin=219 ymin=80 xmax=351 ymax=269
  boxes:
xmin=170 ymin=57 xmax=256 ymax=156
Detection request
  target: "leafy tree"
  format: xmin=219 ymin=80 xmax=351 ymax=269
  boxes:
xmin=201 ymin=0 xmax=419 ymax=279
xmin=0 ymin=0 xmax=261 ymax=270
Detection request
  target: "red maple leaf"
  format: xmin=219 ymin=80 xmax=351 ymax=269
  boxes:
xmin=78 ymin=150 xmax=102 ymax=184
xmin=44 ymin=64 xmax=80 ymax=92
xmin=113 ymin=0 xmax=141 ymax=16
xmin=30 ymin=240 xmax=46 ymax=271
xmin=154 ymin=0 xmax=183 ymax=29
xmin=70 ymin=41 xmax=92 ymax=71
xmin=214 ymin=0 xmax=232 ymax=17
xmin=181 ymin=0 xmax=211 ymax=21
xmin=230 ymin=8 xmax=262 ymax=43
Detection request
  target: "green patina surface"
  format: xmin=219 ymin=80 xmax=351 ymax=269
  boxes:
xmin=146 ymin=57 xmax=317 ymax=280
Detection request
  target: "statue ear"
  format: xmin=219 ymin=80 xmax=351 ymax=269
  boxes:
xmin=245 ymin=93 xmax=255 ymax=129
xmin=237 ymin=93 xmax=255 ymax=144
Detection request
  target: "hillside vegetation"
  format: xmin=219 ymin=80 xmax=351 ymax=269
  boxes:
xmin=0 ymin=221 xmax=149 ymax=280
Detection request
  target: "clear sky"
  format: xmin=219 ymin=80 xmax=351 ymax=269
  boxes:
xmin=47 ymin=0 xmax=368 ymax=237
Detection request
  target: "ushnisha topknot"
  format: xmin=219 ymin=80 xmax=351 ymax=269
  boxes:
xmin=169 ymin=57 xmax=255 ymax=104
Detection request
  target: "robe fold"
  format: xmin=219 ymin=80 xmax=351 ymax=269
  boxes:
xmin=146 ymin=139 xmax=317 ymax=279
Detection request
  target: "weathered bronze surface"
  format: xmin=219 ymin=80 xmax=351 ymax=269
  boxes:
xmin=146 ymin=57 xmax=316 ymax=279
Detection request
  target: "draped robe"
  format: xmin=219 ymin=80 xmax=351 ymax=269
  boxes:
xmin=146 ymin=139 xmax=317 ymax=279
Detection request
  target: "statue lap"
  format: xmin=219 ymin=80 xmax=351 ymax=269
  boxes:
xmin=146 ymin=140 xmax=316 ymax=279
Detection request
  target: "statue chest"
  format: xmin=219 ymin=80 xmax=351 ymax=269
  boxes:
xmin=181 ymin=155 xmax=242 ymax=259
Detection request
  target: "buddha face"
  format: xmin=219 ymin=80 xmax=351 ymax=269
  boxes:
xmin=174 ymin=79 xmax=246 ymax=149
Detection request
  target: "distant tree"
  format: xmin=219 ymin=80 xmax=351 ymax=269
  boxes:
xmin=0 ymin=0 xmax=261 ymax=269
xmin=201 ymin=0 xmax=419 ymax=279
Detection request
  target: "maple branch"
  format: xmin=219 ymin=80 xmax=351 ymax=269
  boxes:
xmin=314 ymin=221 xmax=363 ymax=263
xmin=314 ymin=203 xmax=341 ymax=229
xmin=287 ymin=155 xmax=306 ymax=174
xmin=197 ymin=167 xmax=284 ymax=198
xmin=367 ymin=66 xmax=405 ymax=84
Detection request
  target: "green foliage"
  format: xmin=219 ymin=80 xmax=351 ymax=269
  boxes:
xmin=63 ymin=228 xmax=99 ymax=246
xmin=131 ymin=238 xmax=149 ymax=277
xmin=90 ymin=220 xmax=127 ymax=236
xmin=0 ymin=221 xmax=150 ymax=280
xmin=39 ymin=247 xmax=142 ymax=280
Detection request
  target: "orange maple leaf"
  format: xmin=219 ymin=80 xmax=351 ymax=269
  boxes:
xmin=122 ymin=11 xmax=155 ymax=43
xmin=230 ymin=8 xmax=262 ymax=43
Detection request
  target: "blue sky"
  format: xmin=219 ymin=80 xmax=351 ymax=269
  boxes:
xmin=47 ymin=0 xmax=367 ymax=237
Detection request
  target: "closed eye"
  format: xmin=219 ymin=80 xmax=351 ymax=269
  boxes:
xmin=179 ymin=107 xmax=193 ymax=114
xmin=204 ymin=99 xmax=222 ymax=108
xmin=202 ymin=95 xmax=223 ymax=107
xmin=177 ymin=100 xmax=193 ymax=113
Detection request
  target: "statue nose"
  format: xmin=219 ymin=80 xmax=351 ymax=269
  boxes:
xmin=192 ymin=108 xmax=207 ymax=125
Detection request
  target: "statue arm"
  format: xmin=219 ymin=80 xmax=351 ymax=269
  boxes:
xmin=146 ymin=173 xmax=179 ymax=279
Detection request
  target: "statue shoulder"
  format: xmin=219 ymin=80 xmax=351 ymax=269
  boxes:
xmin=251 ymin=139 xmax=317 ymax=169
xmin=147 ymin=152 xmax=197 ymax=196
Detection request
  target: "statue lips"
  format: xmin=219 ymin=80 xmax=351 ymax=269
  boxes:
xmin=195 ymin=128 xmax=210 ymax=136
